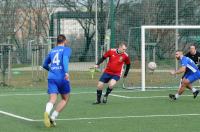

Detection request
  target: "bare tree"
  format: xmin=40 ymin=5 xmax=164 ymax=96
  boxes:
xmin=0 ymin=0 xmax=51 ymax=85
xmin=57 ymin=0 xmax=96 ymax=61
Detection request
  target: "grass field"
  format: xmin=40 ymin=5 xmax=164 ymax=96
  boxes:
xmin=1 ymin=87 xmax=200 ymax=132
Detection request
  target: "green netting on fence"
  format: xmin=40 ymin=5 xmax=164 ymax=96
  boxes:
xmin=0 ymin=0 xmax=200 ymax=88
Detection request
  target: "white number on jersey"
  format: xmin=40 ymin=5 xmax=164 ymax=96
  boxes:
xmin=53 ymin=52 xmax=60 ymax=65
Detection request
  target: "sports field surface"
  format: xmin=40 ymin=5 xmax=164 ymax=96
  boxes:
xmin=1 ymin=87 xmax=200 ymax=132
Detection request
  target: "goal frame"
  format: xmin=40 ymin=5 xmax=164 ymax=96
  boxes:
xmin=141 ymin=25 xmax=200 ymax=91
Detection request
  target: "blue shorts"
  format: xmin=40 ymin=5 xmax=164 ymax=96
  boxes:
xmin=48 ymin=79 xmax=71 ymax=94
xmin=99 ymin=72 xmax=120 ymax=83
xmin=183 ymin=71 xmax=200 ymax=83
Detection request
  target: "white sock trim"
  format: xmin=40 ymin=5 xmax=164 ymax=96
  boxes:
xmin=45 ymin=102 xmax=54 ymax=115
xmin=175 ymin=93 xmax=179 ymax=99
xmin=51 ymin=111 xmax=59 ymax=121
xmin=192 ymin=88 xmax=197 ymax=93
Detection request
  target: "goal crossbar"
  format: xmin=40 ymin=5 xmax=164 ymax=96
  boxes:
xmin=141 ymin=25 xmax=200 ymax=91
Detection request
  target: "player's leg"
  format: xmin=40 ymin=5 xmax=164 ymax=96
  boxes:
xmin=93 ymin=81 xmax=104 ymax=104
xmin=50 ymin=93 xmax=70 ymax=126
xmin=170 ymin=75 xmax=198 ymax=100
xmin=178 ymin=79 xmax=182 ymax=89
xmin=177 ymin=78 xmax=188 ymax=96
xmin=102 ymin=75 xmax=120 ymax=103
xmin=170 ymin=72 xmax=188 ymax=100
xmin=44 ymin=79 xmax=58 ymax=128
xmin=50 ymin=79 xmax=71 ymax=126
xmin=179 ymin=79 xmax=192 ymax=93
xmin=176 ymin=78 xmax=183 ymax=95
xmin=187 ymin=83 xmax=199 ymax=98
xmin=169 ymin=78 xmax=187 ymax=100
xmin=46 ymin=94 xmax=57 ymax=114
xmin=185 ymin=74 xmax=200 ymax=98
xmin=44 ymin=94 xmax=57 ymax=127
xmin=102 ymin=79 xmax=116 ymax=103
xmin=93 ymin=73 xmax=110 ymax=104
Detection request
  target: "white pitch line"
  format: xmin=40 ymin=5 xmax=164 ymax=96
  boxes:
xmin=110 ymin=94 xmax=192 ymax=99
xmin=0 ymin=92 xmax=193 ymax=99
xmin=34 ymin=113 xmax=200 ymax=122
xmin=1 ymin=110 xmax=200 ymax=122
xmin=0 ymin=92 xmax=96 ymax=97
xmin=110 ymin=94 xmax=132 ymax=98
xmin=0 ymin=93 xmax=46 ymax=97
xmin=0 ymin=89 xmax=177 ymax=97
xmin=0 ymin=110 xmax=34 ymax=121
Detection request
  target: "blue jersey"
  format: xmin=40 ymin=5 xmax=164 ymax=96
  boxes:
xmin=43 ymin=45 xmax=71 ymax=80
xmin=180 ymin=56 xmax=199 ymax=73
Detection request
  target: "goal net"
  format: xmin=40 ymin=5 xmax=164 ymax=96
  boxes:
xmin=124 ymin=25 xmax=200 ymax=91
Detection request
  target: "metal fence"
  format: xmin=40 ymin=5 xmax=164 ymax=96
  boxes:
xmin=0 ymin=0 xmax=200 ymax=88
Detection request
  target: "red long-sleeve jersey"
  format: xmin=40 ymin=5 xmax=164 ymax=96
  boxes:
xmin=103 ymin=49 xmax=131 ymax=76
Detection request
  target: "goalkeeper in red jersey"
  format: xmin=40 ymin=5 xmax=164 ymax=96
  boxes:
xmin=93 ymin=42 xmax=131 ymax=104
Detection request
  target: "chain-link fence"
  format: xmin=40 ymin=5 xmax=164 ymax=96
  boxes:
xmin=0 ymin=0 xmax=200 ymax=88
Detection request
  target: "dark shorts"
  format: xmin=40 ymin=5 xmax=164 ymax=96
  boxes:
xmin=99 ymin=72 xmax=120 ymax=83
xmin=48 ymin=79 xmax=71 ymax=94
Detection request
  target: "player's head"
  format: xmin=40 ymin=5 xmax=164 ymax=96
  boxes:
xmin=175 ymin=50 xmax=183 ymax=60
xmin=189 ymin=45 xmax=196 ymax=55
xmin=118 ymin=42 xmax=127 ymax=53
xmin=57 ymin=34 xmax=67 ymax=45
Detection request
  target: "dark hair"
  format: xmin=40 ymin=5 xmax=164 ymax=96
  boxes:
xmin=189 ymin=45 xmax=196 ymax=49
xmin=175 ymin=50 xmax=182 ymax=52
xmin=57 ymin=34 xmax=66 ymax=44
xmin=175 ymin=50 xmax=184 ymax=54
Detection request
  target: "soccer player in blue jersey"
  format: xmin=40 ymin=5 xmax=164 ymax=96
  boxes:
xmin=177 ymin=45 xmax=200 ymax=96
xmin=169 ymin=50 xmax=200 ymax=100
xmin=42 ymin=34 xmax=71 ymax=127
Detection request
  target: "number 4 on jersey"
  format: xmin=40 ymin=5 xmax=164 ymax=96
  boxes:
xmin=53 ymin=52 xmax=60 ymax=65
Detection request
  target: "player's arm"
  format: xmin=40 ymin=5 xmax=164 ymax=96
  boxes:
xmin=95 ymin=56 xmax=106 ymax=68
xmin=94 ymin=50 xmax=110 ymax=68
xmin=63 ymin=48 xmax=72 ymax=80
xmin=123 ymin=64 xmax=131 ymax=78
xmin=196 ymin=52 xmax=200 ymax=69
xmin=123 ymin=56 xmax=131 ymax=78
xmin=42 ymin=53 xmax=51 ymax=71
xmin=170 ymin=66 xmax=186 ymax=75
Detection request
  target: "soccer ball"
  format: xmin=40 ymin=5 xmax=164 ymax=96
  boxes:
xmin=148 ymin=62 xmax=157 ymax=71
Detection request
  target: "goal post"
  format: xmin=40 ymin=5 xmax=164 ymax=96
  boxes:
xmin=141 ymin=25 xmax=200 ymax=91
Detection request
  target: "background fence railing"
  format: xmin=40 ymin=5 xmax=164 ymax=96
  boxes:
xmin=0 ymin=0 xmax=200 ymax=88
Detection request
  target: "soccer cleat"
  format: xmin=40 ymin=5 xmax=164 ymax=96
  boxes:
xmin=193 ymin=90 xmax=199 ymax=99
xmin=44 ymin=112 xmax=51 ymax=128
xmin=102 ymin=95 xmax=108 ymax=104
xmin=169 ymin=94 xmax=176 ymax=100
xmin=93 ymin=100 xmax=101 ymax=105
xmin=50 ymin=118 xmax=56 ymax=127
